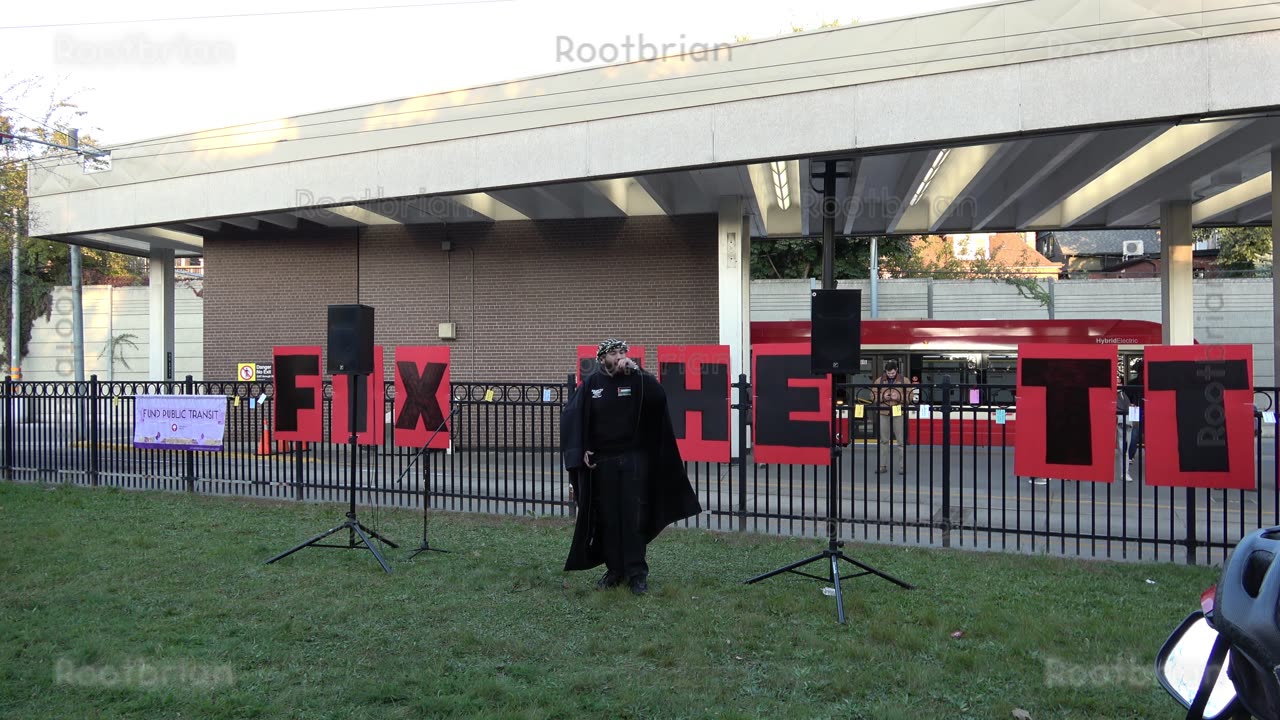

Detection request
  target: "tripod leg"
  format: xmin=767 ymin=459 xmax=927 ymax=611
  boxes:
xmin=360 ymin=524 xmax=400 ymax=549
xmin=412 ymin=449 xmax=452 ymax=559
xmin=265 ymin=522 xmax=348 ymax=565
xmin=836 ymin=552 xmax=915 ymax=589
xmin=349 ymin=522 xmax=394 ymax=574
xmin=408 ymin=541 xmax=451 ymax=559
xmin=743 ymin=552 xmax=828 ymax=584
xmin=830 ymin=554 xmax=846 ymax=625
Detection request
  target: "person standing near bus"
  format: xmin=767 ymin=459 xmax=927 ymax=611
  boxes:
xmin=874 ymin=360 xmax=911 ymax=474
xmin=1122 ymin=360 xmax=1144 ymax=482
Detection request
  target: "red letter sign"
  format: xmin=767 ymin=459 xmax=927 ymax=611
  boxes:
xmin=658 ymin=345 xmax=730 ymax=463
xmin=752 ymin=343 xmax=830 ymax=466
xmin=273 ymin=346 xmax=323 ymax=443
xmin=393 ymin=346 xmax=452 ymax=449
xmin=1144 ymin=345 xmax=1254 ymax=490
xmin=1014 ymin=344 xmax=1117 ymax=482
xmin=332 ymin=345 xmax=385 ymax=446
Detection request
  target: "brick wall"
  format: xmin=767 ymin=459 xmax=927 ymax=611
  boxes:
xmin=204 ymin=228 xmax=357 ymax=378
xmin=204 ymin=216 xmax=720 ymax=382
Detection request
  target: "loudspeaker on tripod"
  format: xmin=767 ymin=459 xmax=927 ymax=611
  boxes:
xmin=266 ymin=303 xmax=396 ymax=573
xmin=328 ymin=304 xmax=375 ymax=375
xmin=810 ymin=289 xmax=861 ymax=374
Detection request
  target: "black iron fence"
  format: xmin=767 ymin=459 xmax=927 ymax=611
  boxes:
xmin=4 ymin=375 xmax=1276 ymax=565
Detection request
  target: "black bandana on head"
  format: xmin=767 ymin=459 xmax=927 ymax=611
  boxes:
xmin=596 ymin=338 xmax=628 ymax=361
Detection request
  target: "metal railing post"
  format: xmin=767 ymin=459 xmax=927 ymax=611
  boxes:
xmin=3 ymin=376 xmax=12 ymax=481
xmin=941 ymin=377 xmax=953 ymax=548
xmin=1185 ymin=487 xmax=1198 ymax=566
xmin=294 ymin=400 xmax=305 ymax=503
xmin=89 ymin=375 xmax=100 ymax=487
xmin=184 ymin=375 xmax=196 ymax=493
xmin=565 ymin=373 xmax=575 ymax=517
xmin=734 ymin=373 xmax=750 ymax=533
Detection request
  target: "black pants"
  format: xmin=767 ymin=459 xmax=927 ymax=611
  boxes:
xmin=591 ymin=450 xmax=650 ymax=580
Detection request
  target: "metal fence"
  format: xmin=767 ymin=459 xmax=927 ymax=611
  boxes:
xmin=4 ymin=375 xmax=1276 ymax=566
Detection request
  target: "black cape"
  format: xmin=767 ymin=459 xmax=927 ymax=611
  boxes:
xmin=561 ymin=369 xmax=702 ymax=571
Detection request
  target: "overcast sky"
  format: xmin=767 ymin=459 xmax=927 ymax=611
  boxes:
xmin=1 ymin=0 xmax=979 ymax=145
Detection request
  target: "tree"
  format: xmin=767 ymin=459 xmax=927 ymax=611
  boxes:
xmin=1206 ymin=227 xmax=1272 ymax=271
xmin=737 ymin=17 xmax=859 ymax=44
xmin=877 ymin=234 xmax=1054 ymax=308
xmin=752 ymin=233 xmax=1051 ymax=307
xmin=97 ymin=332 xmax=139 ymax=382
xmin=1 ymin=77 xmax=144 ymax=367
xmin=751 ymin=235 xmax=913 ymax=280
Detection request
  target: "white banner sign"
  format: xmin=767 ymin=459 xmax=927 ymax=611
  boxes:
xmin=133 ymin=395 xmax=227 ymax=451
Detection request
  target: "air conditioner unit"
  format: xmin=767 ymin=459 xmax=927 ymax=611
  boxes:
xmin=1122 ymin=240 xmax=1144 ymax=258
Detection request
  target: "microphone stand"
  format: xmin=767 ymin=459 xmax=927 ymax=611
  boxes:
xmin=390 ymin=404 xmax=463 ymax=559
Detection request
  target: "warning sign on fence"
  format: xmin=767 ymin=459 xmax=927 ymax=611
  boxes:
xmin=237 ymin=362 xmax=274 ymax=382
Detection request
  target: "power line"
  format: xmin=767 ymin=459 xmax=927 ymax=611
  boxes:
xmin=0 ymin=0 xmax=515 ymax=30
xmin=0 ymin=146 xmax=89 ymax=171
xmin=9 ymin=110 xmax=106 ymax=155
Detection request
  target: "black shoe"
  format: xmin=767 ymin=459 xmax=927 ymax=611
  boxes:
xmin=629 ymin=576 xmax=648 ymax=596
xmin=595 ymin=572 xmax=622 ymax=590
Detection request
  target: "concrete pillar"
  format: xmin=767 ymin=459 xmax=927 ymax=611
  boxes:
xmin=148 ymin=248 xmax=176 ymax=380
xmin=1272 ymin=148 xmax=1279 ymax=386
xmin=1160 ymin=201 xmax=1194 ymax=345
xmin=870 ymin=236 xmax=880 ymax=318
xmin=739 ymin=214 xmax=751 ymax=377
xmin=718 ymin=197 xmax=749 ymax=456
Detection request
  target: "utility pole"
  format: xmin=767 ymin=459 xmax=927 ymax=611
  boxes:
xmin=10 ymin=207 xmax=19 ymax=381
xmin=0 ymin=128 xmax=105 ymax=382
xmin=70 ymin=247 xmax=84 ymax=381
xmin=0 ymin=162 xmax=10 ymax=378
xmin=68 ymin=129 xmax=87 ymax=383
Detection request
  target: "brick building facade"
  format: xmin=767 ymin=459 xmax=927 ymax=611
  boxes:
xmin=203 ymin=215 xmax=720 ymax=382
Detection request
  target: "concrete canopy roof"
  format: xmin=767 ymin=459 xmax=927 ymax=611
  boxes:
xmin=25 ymin=0 xmax=1280 ymax=256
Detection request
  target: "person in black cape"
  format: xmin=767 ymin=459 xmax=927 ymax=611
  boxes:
xmin=561 ymin=338 xmax=702 ymax=595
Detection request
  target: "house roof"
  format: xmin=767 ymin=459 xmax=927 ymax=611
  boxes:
xmin=914 ymin=233 xmax=1061 ymax=271
xmin=987 ymin=234 xmax=1060 ymax=268
xmin=1048 ymin=229 xmax=1160 ymax=256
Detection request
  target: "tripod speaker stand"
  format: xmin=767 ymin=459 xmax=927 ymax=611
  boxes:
xmin=744 ymin=289 xmax=911 ymax=623
xmin=266 ymin=370 xmax=399 ymax=572
xmin=744 ymin=374 xmax=913 ymax=622
xmin=266 ymin=304 xmax=398 ymax=573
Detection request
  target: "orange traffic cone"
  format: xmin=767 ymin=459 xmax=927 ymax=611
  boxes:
xmin=256 ymin=419 xmax=310 ymax=455
xmin=256 ymin=419 xmax=275 ymax=456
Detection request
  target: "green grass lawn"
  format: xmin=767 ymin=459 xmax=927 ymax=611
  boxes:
xmin=0 ymin=482 xmax=1218 ymax=719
